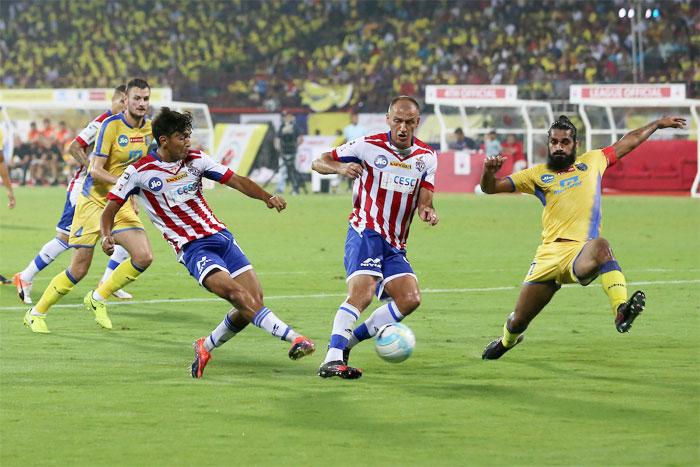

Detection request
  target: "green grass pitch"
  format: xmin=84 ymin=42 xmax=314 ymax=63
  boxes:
xmin=1 ymin=186 xmax=698 ymax=466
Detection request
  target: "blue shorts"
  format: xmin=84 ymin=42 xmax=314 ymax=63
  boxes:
xmin=55 ymin=195 xmax=76 ymax=236
xmin=344 ymin=226 xmax=415 ymax=299
xmin=180 ymin=229 xmax=252 ymax=285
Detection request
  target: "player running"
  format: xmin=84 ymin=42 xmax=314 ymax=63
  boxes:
xmin=311 ymin=96 xmax=439 ymax=379
xmin=24 ymin=79 xmax=153 ymax=333
xmin=480 ymin=115 xmax=687 ymax=360
xmin=101 ymin=107 xmax=315 ymax=378
xmin=13 ymin=85 xmax=135 ymax=304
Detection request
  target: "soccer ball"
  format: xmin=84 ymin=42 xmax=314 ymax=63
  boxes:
xmin=375 ymin=323 xmax=415 ymax=363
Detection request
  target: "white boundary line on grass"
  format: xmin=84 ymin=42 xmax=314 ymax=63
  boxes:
xmin=0 ymin=279 xmax=698 ymax=312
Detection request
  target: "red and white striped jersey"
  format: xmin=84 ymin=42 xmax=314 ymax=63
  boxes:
xmin=108 ymin=149 xmax=233 ymax=254
xmin=74 ymin=110 xmax=112 ymax=148
xmin=332 ymin=132 xmax=437 ymax=249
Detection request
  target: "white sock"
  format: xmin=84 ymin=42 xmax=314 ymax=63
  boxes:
xmin=251 ymin=306 xmax=299 ymax=343
xmin=30 ymin=308 xmax=46 ymax=317
xmin=204 ymin=313 xmax=243 ymax=352
xmin=21 ymin=237 xmax=70 ymax=282
xmin=324 ymin=301 xmax=360 ymax=363
xmin=92 ymin=290 xmax=106 ymax=301
xmin=347 ymin=301 xmax=404 ymax=349
xmin=101 ymin=245 xmax=129 ymax=284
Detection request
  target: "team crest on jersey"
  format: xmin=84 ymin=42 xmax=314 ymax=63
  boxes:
xmin=186 ymin=163 xmax=202 ymax=177
xmin=415 ymin=156 xmax=426 ymax=172
xmin=374 ymin=155 xmax=388 ymax=169
xmin=118 ymin=135 xmax=129 ymax=147
xmin=148 ymin=177 xmax=164 ymax=192
xmin=540 ymin=174 xmax=555 ymax=183
xmin=575 ymin=163 xmax=588 ymax=171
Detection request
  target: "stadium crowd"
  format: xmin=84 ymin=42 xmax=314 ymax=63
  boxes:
xmin=1 ymin=0 xmax=698 ymax=111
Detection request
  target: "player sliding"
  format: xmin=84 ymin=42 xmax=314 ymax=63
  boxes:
xmin=311 ymin=96 xmax=439 ymax=379
xmin=480 ymin=115 xmax=687 ymax=360
xmin=101 ymin=107 xmax=315 ymax=378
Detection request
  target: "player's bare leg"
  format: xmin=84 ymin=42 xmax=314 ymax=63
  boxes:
xmin=573 ymin=237 xmax=644 ymax=332
xmin=192 ymin=269 xmax=314 ymax=378
xmin=482 ymin=282 xmax=558 ymax=360
xmin=318 ymin=274 xmax=376 ymax=379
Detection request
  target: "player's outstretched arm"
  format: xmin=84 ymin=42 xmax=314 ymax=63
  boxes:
xmin=311 ymin=152 xmax=363 ymax=179
xmin=100 ymin=200 xmax=121 ymax=255
xmin=613 ymin=116 xmax=687 ymax=160
xmin=480 ymin=155 xmax=514 ymax=194
xmin=224 ymin=173 xmax=287 ymax=212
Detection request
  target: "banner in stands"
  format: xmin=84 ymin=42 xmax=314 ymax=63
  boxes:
xmin=425 ymin=85 xmax=518 ymax=103
xmin=213 ymin=123 xmax=268 ymax=177
xmin=0 ymin=88 xmax=173 ymax=105
xmin=296 ymin=136 xmax=338 ymax=173
xmin=301 ymin=82 xmax=353 ymax=112
xmin=569 ymin=84 xmax=685 ymax=103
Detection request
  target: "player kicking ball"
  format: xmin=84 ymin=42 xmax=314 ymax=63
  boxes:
xmin=101 ymin=107 xmax=315 ymax=378
xmin=480 ymin=115 xmax=686 ymax=360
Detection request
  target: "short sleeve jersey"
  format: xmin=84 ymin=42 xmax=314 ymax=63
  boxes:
xmin=507 ymin=147 xmax=617 ymax=243
xmin=82 ymin=113 xmax=152 ymax=205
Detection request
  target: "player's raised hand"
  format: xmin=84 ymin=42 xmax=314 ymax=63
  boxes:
xmin=657 ymin=116 xmax=686 ymax=129
xmin=419 ymin=206 xmax=439 ymax=226
xmin=101 ymin=235 xmax=116 ymax=255
xmin=339 ymin=162 xmax=363 ymax=179
xmin=483 ymin=154 xmax=506 ymax=174
xmin=266 ymin=194 xmax=287 ymax=212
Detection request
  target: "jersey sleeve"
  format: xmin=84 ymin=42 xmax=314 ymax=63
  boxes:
xmin=108 ymin=165 xmax=140 ymax=205
xmin=75 ymin=112 xmax=109 ymax=148
xmin=420 ymin=152 xmax=437 ymax=191
xmin=93 ymin=118 xmax=117 ymax=157
xmin=507 ymin=166 xmax=538 ymax=194
xmin=331 ymin=138 xmax=363 ymax=164
xmin=198 ymin=152 xmax=234 ymax=184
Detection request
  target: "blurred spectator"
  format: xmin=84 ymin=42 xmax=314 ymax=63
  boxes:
xmin=501 ymin=134 xmax=527 ymax=171
xmin=275 ymin=111 xmax=304 ymax=195
xmin=484 ymin=130 xmax=502 ymax=158
xmin=449 ymin=127 xmax=479 ymax=150
xmin=343 ymin=112 xmax=367 ymax=142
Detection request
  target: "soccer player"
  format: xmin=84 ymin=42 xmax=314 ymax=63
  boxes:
xmin=0 ymin=124 xmax=15 ymax=209
xmin=24 ymin=79 xmax=153 ymax=333
xmin=13 ymin=85 xmax=134 ymax=304
xmin=101 ymin=107 xmax=315 ymax=378
xmin=480 ymin=115 xmax=687 ymax=360
xmin=311 ymin=96 xmax=439 ymax=379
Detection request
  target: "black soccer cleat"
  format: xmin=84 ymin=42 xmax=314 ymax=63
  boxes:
xmin=342 ymin=347 xmax=351 ymax=365
xmin=615 ymin=290 xmax=646 ymax=333
xmin=318 ymin=360 xmax=363 ymax=379
xmin=482 ymin=335 xmax=524 ymax=360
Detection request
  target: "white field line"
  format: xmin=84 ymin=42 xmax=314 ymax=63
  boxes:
xmin=0 ymin=279 xmax=697 ymax=312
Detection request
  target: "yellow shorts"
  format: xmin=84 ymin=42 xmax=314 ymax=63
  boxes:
xmin=69 ymin=195 xmax=143 ymax=247
xmin=524 ymin=240 xmax=590 ymax=286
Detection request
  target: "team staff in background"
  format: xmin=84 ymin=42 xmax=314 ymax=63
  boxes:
xmin=24 ymin=79 xmax=153 ymax=334
xmin=0 ymin=125 xmax=16 ymax=209
xmin=312 ymin=96 xmax=438 ymax=379
xmin=480 ymin=115 xmax=687 ymax=360
xmin=102 ymin=107 xmax=315 ymax=378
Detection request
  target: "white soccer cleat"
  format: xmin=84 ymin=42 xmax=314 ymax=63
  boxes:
xmin=13 ymin=273 xmax=33 ymax=304
xmin=111 ymin=288 xmax=133 ymax=300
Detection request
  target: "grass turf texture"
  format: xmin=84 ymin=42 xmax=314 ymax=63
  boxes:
xmin=1 ymin=186 xmax=698 ymax=466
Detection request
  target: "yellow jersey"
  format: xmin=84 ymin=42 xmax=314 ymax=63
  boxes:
xmin=82 ymin=112 xmax=152 ymax=205
xmin=507 ymin=147 xmax=617 ymax=244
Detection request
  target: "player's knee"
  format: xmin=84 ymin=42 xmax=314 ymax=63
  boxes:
xmin=395 ymin=291 xmax=421 ymax=314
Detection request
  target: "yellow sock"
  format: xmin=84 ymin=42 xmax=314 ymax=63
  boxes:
xmin=96 ymin=260 xmax=143 ymax=298
xmin=35 ymin=270 xmax=77 ymax=314
xmin=502 ymin=320 xmax=522 ymax=348
xmin=601 ymin=269 xmax=627 ymax=314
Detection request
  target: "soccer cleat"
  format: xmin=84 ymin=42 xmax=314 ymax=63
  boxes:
xmin=23 ymin=309 xmax=50 ymax=334
xmin=112 ymin=289 xmax=133 ymax=300
xmin=615 ymin=290 xmax=646 ymax=333
xmin=342 ymin=347 xmax=352 ymax=365
xmin=288 ymin=336 xmax=316 ymax=360
xmin=13 ymin=273 xmax=33 ymax=305
xmin=191 ymin=338 xmax=211 ymax=378
xmin=318 ymin=360 xmax=363 ymax=379
xmin=482 ymin=335 xmax=524 ymax=360
xmin=83 ymin=291 xmax=113 ymax=329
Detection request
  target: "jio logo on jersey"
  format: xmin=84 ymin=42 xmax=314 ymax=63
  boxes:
xmin=118 ymin=134 xmax=129 ymax=147
xmin=148 ymin=177 xmax=164 ymax=192
xmin=374 ymin=155 xmax=388 ymax=169
xmin=540 ymin=174 xmax=555 ymax=184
